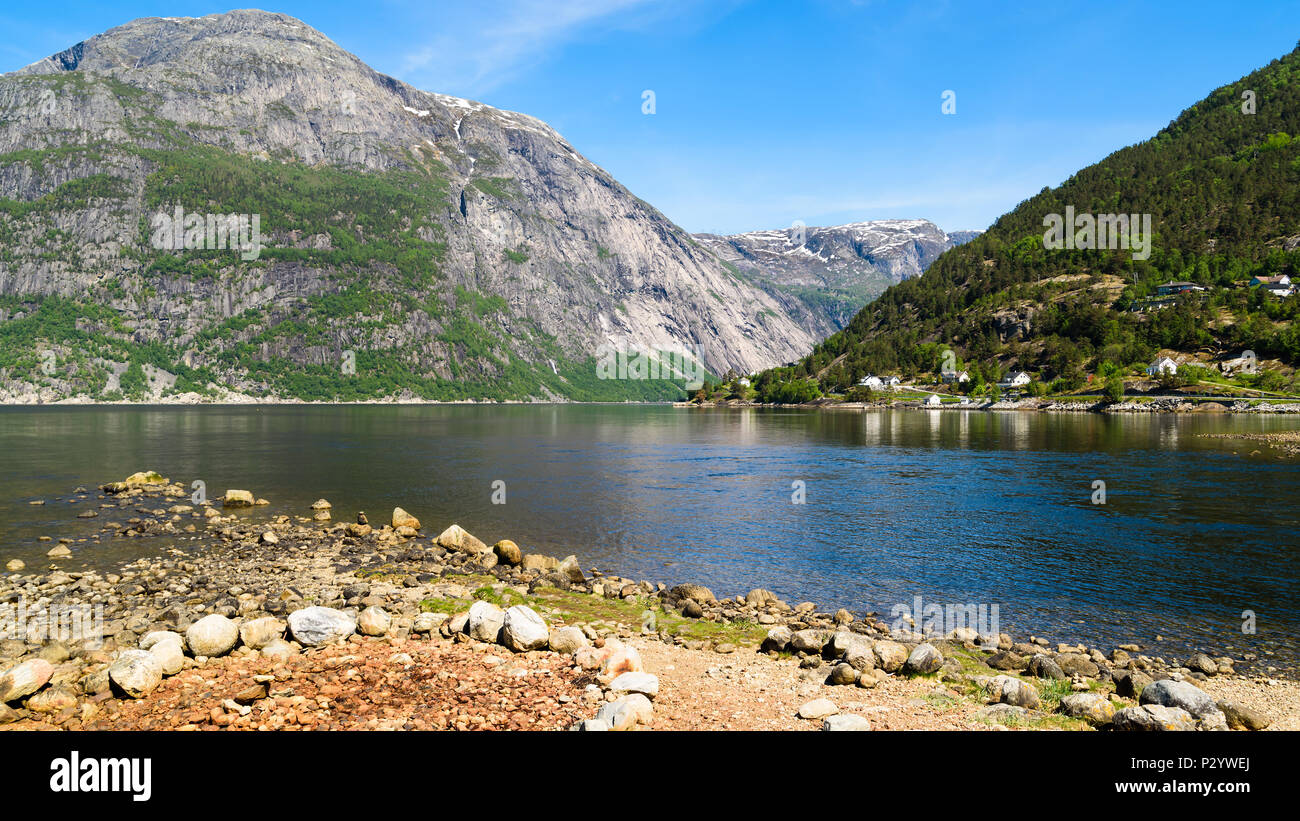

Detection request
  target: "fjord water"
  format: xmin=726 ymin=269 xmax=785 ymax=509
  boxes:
xmin=2 ymin=405 xmax=1298 ymax=669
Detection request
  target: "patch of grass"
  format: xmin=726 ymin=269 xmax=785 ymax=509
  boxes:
xmin=411 ymin=577 xmax=768 ymax=647
xmin=976 ymin=710 xmax=1090 ymax=731
xmin=1034 ymin=676 xmax=1076 ymax=711
xmin=471 ymin=177 xmax=519 ymax=200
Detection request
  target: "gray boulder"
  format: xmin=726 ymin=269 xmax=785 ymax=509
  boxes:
xmin=239 ymin=616 xmax=286 ymax=649
xmin=987 ymin=650 xmax=1027 ymax=671
xmin=1027 ymin=654 xmax=1066 ymax=680
xmin=0 ymin=658 xmax=54 ymax=703
xmin=500 ymin=605 xmax=549 ymax=651
xmin=1216 ymin=700 xmax=1270 ymax=731
xmin=903 ymin=643 xmax=943 ymax=675
xmin=1113 ymin=704 xmax=1197 ymax=731
xmin=986 ymin=675 xmax=1040 ymax=709
xmin=141 ymin=632 xmax=185 ymax=676
xmin=596 ymin=694 xmax=653 ymax=730
xmin=358 ymin=606 xmax=391 ymax=637
xmin=873 ymin=640 xmax=908 ymax=672
xmin=467 ymin=600 xmax=506 ymax=643
xmin=287 ymin=606 xmax=357 ymax=646
xmin=609 ymin=672 xmax=659 ymax=699
xmin=822 ymin=714 xmax=871 ymax=731
xmin=790 ymin=629 xmax=829 ymax=654
xmin=761 ymin=626 xmax=792 ymax=654
xmin=1139 ymin=679 xmax=1216 ymax=718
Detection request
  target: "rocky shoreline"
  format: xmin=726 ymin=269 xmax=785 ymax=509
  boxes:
xmin=0 ymin=472 xmax=1290 ymax=731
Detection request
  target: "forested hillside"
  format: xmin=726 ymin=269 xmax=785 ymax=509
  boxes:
xmin=755 ymin=43 xmax=1300 ymax=401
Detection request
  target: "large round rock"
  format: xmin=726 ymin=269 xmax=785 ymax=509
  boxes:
xmin=873 ymin=640 xmax=908 ymax=672
xmin=288 ymin=606 xmax=357 ymax=647
xmin=903 ymin=643 xmax=943 ymax=675
xmin=358 ymin=606 xmax=392 ymax=637
xmin=185 ymin=614 xmax=239 ymax=657
xmin=141 ymin=631 xmax=185 ymax=676
xmin=467 ymin=600 xmax=506 ymax=643
xmin=108 ymin=650 xmax=163 ymax=699
xmin=500 ymin=605 xmax=549 ymax=651
xmin=548 ymin=625 xmax=589 ymax=654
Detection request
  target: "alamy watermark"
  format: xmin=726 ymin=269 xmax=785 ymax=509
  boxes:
xmin=595 ymin=341 xmax=707 ymax=390
xmin=1043 ymin=206 xmax=1151 ymax=260
xmin=0 ymin=596 xmax=104 ymax=647
xmin=890 ymin=595 xmax=1000 ymax=647
xmin=149 ymin=206 xmax=264 ymax=260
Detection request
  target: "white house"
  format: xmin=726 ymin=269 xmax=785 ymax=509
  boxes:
xmin=857 ymin=375 xmax=885 ymax=390
xmin=1146 ymin=356 xmax=1179 ymax=376
xmin=923 ymin=393 xmax=942 ymax=406
xmin=882 ymin=375 xmax=902 ymax=389
xmin=941 ymin=370 xmax=971 ymax=384
xmin=1250 ymin=274 xmax=1291 ymax=288
xmin=998 ymin=371 xmax=1031 ymax=388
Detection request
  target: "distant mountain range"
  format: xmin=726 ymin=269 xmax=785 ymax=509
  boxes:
xmin=694 ymin=221 xmax=979 ymax=338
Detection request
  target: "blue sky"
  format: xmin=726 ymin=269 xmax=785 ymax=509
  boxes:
xmin=2 ymin=1 xmax=1297 ymax=234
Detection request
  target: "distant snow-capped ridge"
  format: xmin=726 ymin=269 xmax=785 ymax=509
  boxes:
xmin=693 ymin=219 xmax=982 ymax=338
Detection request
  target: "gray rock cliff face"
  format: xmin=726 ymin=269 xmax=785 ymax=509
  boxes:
xmin=0 ymin=10 xmax=820 ymax=400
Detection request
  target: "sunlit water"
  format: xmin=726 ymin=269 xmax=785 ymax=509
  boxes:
xmin=1 ymin=405 xmax=1297 ymax=669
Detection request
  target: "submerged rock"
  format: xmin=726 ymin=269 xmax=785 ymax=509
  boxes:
xmin=222 ymin=489 xmax=255 ymax=508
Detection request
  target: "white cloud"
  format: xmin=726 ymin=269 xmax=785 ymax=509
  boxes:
xmin=396 ymin=0 xmax=681 ymax=96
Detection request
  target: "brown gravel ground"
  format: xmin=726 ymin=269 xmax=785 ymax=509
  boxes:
xmin=3 ymin=633 xmax=1297 ymax=733
xmin=4 ymin=636 xmax=597 ymax=732
xmin=637 ymin=640 xmax=991 ymax=730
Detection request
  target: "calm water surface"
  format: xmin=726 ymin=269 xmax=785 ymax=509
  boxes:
xmin=1 ymin=405 xmax=1297 ymax=669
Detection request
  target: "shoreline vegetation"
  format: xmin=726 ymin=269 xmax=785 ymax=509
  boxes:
xmin=5 ymin=391 xmax=1300 ymax=415
xmin=680 ymin=374 xmax=1300 ymax=415
xmin=0 ymin=472 xmax=1292 ymax=731
xmin=682 ymin=396 xmax=1300 ymax=414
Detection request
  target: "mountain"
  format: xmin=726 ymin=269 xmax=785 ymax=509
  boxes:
xmin=694 ymin=220 xmax=979 ymax=338
xmin=755 ymin=43 xmax=1300 ymax=399
xmin=0 ymin=10 xmax=820 ymax=402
